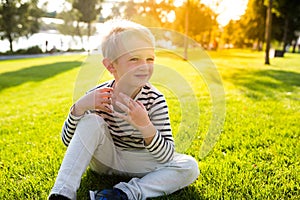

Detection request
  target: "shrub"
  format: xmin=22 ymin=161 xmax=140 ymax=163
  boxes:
xmin=25 ymin=46 xmax=43 ymax=54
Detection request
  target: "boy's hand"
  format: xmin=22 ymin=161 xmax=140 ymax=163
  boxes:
xmin=113 ymin=93 xmax=156 ymax=140
xmin=71 ymin=87 xmax=113 ymax=116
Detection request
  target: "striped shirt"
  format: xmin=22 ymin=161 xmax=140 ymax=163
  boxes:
xmin=61 ymin=80 xmax=174 ymax=163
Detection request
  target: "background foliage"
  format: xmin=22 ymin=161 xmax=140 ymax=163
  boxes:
xmin=1 ymin=0 xmax=300 ymax=53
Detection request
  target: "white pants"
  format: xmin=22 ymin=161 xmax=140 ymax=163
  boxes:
xmin=50 ymin=114 xmax=199 ymax=200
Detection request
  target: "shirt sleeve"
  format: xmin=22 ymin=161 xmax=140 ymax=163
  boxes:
xmin=60 ymin=81 xmax=112 ymax=146
xmin=145 ymin=94 xmax=175 ymax=163
xmin=61 ymin=107 xmax=84 ymax=146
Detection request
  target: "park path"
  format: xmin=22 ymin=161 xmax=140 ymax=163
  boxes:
xmin=0 ymin=52 xmax=87 ymax=61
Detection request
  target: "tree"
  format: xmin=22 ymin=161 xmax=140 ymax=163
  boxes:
xmin=265 ymin=0 xmax=273 ymax=65
xmin=0 ymin=0 xmax=42 ymax=53
xmin=173 ymin=0 xmax=217 ymax=45
xmin=272 ymin=0 xmax=300 ymax=52
xmin=222 ymin=20 xmax=245 ymax=48
xmin=108 ymin=0 xmax=217 ymax=53
xmin=57 ymin=10 xmax=80 ymax=38
xmin=223 ymin=0 xmax=300 ymax=54
xmin=239 ymin=0 xmax=266 ymax=50
xmin=122 ymin=0 xmax=175 ymax=27
xmin=72 ymin=0 xmax=101 ymax=40
xmin=56 ymin=10 xmax=94 ymax=49
xmin=110 ymin=0 xmax=163 ymax=27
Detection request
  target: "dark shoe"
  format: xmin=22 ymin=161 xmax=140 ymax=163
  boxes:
xmin=48 ymin=193 xmax=71 ymax=200
xmin=90 ymin=188 xmax=128 ymax=200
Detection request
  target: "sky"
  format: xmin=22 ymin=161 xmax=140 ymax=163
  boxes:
xmin=201 ymin=0 xmax=249 ymax=26
xmin=39 ymin=0 xmax=249 ymax=27
xmin=38 ymin=0 xmax=68 ymax=13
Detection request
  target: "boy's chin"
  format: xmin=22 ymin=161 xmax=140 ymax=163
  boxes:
xmin=131 ymin=79 xmax=148 ymax=88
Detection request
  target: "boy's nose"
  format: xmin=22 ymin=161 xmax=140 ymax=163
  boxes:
xmin=140 ymin=59 xmax=148 ymax=65
xmin=138 ymin=59 xmax=150 ymax=67
xmin=137 ymin=63 xmax=149 ymax=71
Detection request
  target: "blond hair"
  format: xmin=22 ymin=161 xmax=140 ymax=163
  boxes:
xmin=101 ymin=19 xmax=155 ymax=61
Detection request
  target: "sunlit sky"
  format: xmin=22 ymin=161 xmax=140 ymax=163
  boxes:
xmin=201 ymin=0 xmax=248 ymax=26
xmin=39 ymin=0 xmax=248 ymax=26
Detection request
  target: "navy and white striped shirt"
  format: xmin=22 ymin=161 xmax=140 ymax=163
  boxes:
xmin=61 ymin=80 xmax=174 ymax=163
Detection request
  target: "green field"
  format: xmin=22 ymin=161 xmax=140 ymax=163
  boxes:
xmin=0 ymin=50 xmax=299 ymax=199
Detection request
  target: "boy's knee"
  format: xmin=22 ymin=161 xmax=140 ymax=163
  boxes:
xmin=185 ymin=155 xmax=200 ymax=180
xmin=174 ymin=154 xmax=200 ymax=182
xmin=76 ymin=114 xmax=107 ymax=136
xmin=79 ymin=113 xmax=105 ymax=127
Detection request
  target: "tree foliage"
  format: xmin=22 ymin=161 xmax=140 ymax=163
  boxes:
xmin=222 ymin=0 xmax=300 ymax=51
xmin=222 ymin=20 xmax=244 ymax=48
xmin=113 ymin=0 xmax=217 ymax=46
xmin=56 ymin=9 xmax=96 ymax=49
xmin=243 ymin=0 xmax=266 ymax=48
xmin=0 ymin=0 xmax=43 ymax=53
xmin=107 ymin=0 xmax=175 ymax=27
xmin=72 ymin=0 xmax=102 ymax=38
xmin=57 ymin=10 xmax=81 ymax=37
xmin=173 ymin=0 xmax=217 ymax=45
xmin=272 ymin=0 xmax=300 ymax=51
xmin=55 ymin=0 xmax=101 ymax=49
xmin=222 ymin=0 xmax=266 ymax=49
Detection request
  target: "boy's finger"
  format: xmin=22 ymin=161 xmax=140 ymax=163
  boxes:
xmin=101 ymin=98 xmax=112 ymax=104
xmin=97 ymin=91 xmax=113 ymax=99
xmin=113 ymin=111 xmax=127 ymax=120
xmin=103 ymin=104 xmax=113 ymax=113
xmin=116 ymin=101 xmax=129 ymax=113
xmin=119 ymin=92 xmax=131 ymax=105
xmin=99 ymin=87 xmax=113 ymax=93
xmin=135 ymin=100 xmax=144 ymax=108
xmin=101 ymin=92 xmax=113 ymax=98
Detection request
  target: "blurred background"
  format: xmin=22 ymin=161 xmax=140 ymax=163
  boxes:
xmin=0 ymin=0 xmax=299 ymax=55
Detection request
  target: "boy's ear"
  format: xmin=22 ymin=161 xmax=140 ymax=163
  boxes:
xmin=102 ymin=58 xmax=115 ymax=73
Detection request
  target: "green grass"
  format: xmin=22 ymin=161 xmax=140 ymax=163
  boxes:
xmin=0 ymin=50 xmax=299 ymax=199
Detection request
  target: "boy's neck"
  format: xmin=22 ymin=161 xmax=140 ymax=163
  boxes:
xmin=113 ymin=81 xmax=143 ymax=99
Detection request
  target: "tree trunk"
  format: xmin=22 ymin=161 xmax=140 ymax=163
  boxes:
xmin=76 ymin=21 xmax=84 ymax=49
xmin=87 ymin=22 xmax=91 ymax=54
xmin=256 ymin=39 xmax=263 ymax=51
xmin=264 ymin=0 xmax=273 ymax=65
xmin=183 ymin=0 xmax=189 ymax=60
xmin=292 ymin=42 xmax=296 ymax=53
xmin=8 ymin=34 xmax=13 ymax=53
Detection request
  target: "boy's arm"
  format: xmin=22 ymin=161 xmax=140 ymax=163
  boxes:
xmin=145 ymin=95 xmax=174 ymax=163
xmin=114 ymin=92 xmax=175 ymax=163
xmin=61 ymin=106 xmax=84 ymax=146
xmin=114 ymin=93 xmax=174 ymax=163
xmin=61 ymin=84 xmax=113 ymax=146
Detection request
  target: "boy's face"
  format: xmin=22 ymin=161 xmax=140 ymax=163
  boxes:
xmin=112 ymin=48 xmax=155 ymax=87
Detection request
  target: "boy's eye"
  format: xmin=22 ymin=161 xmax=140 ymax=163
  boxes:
xmin=128 ymin=57 xmax=154 ymax=62
xmin=147 ymin=58 xmax=154 ymax=62
xmin=129 ymin=58 xmax=139 ymax=61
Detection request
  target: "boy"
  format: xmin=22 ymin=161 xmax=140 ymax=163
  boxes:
xmin=49 ymin=19 xmax=199 ymax=200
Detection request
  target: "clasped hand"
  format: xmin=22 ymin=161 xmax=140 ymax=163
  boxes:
xmin=72 ymin=88 xmax=156 ymax=140
xmin=72 ymin=87 xmax=113 ymax=116
xmin=113 ymin=93 xmax=156 ymax=139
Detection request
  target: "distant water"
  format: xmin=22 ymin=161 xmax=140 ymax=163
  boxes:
xmin=0 ymin=29 xmax=103 ymax=53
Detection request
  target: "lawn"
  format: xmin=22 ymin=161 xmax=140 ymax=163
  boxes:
xmin=0 ymin=49 xmax=299 ymax=199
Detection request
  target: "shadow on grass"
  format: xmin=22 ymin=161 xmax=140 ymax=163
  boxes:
xmin=229 ymin=69 xmax=300 ymax=100
xmin=0 ymin=61 xmax=82 ymax=91
xmin=77 ymin=170 xmax=131 ymax=200
xmin=77 ymin=169 xmax=203 ymax=200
